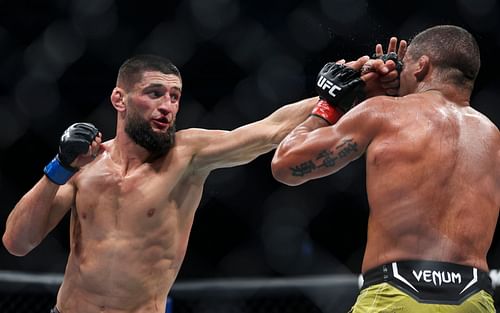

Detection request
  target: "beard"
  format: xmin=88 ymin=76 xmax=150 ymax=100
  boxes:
xmin=124 ymin=109 xmax=176 ymax=158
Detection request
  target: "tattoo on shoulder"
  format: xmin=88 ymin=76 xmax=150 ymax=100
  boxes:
xmin=289 ymin=139 xmax=358 ymax=177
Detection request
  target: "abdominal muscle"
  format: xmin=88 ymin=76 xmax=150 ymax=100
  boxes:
xmin=56 ymin=201 xmax=194 ymax=313
xmin=53 ymin=140 xmax=207 ymax=312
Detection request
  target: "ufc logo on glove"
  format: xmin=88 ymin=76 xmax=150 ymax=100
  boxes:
xmin=317 ymin=76 xmax=342 ymax=97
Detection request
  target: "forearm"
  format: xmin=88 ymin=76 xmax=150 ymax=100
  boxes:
xmin=3 ymin=176 xmax=61 ymax=256
xmin=3 ymin=122 xmax=97 ymax=256
xmin=267 ymin=97 xmax=319 ymax=144
xmin=271 ymin=116 xmax=331 ymax=185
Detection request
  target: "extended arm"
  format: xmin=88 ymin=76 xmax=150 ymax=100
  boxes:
xmin=189 ymin=96 xmax=318 ymax=172
xmin=188 ymin=38 xmax=403 ymax=174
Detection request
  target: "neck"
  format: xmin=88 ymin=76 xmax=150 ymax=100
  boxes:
xmin=111 ymin=130 xmax=152 ymax=173
xmin=415 ymin=80 xmax=445 ymax=94
xmin=418 ymin=87 xmax=441 ymax=93
xmin=416 ymin=83 xmax=471 ymax=106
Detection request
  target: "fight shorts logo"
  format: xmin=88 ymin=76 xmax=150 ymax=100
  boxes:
xmin=392 ymin=262 xmax=476 ymax=295
xmin=362 ymin=260 xmax=493 ymax=305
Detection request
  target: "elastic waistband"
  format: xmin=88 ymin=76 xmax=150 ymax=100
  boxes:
xmin=361 ymin=260 xmax=494 ymax=305
xmin=50 ymin=307 xmax=61 ymax=313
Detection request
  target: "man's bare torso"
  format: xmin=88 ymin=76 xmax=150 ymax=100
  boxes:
xmin=362 ymin=91 xmax=500 ymax=273
xmin=57 ymin=132 xmax=206 ymax=313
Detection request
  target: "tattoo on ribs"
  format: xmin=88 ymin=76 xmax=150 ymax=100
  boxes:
xmin=289 ymin=139 xmax=358 ymax=177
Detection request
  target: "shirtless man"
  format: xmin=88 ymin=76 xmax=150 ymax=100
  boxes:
xmin=272 ymin=25 xmax=499 ymax=312
xmin=2 ymin=51 xmax=398 ymax=313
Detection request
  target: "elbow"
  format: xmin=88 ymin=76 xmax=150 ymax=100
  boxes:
xmin=271 ymin=158 xmax=304 ymax=186
xmin=2 ymin=233 xmax=32 ymax=257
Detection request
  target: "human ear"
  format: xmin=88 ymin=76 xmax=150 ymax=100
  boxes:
xmin=111 ymin=88 xmax=126 ymax=112
xmin=414 ymin=55 xmax=430 ymax=82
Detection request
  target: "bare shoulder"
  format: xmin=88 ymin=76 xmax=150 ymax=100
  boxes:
xmin=175 ymin=128 xmax=228 ymax=147
xmin=342 ymin=96 xmax=403 ymax=128
xmin=353 ymin=95 xmax=405 ymax=115
xmin=468 ymin=107 xmax=500 ymax=131
xmin=173 ymin=128 xmax=231 ymax=163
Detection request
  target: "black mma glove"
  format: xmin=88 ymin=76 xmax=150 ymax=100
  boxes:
xmin=371 ymin=52 xmax=404 ymax=73
xmin=311 ymin=63 xmax=365 ymax=125
xmin=44 ymin=122 xmax=99 ymax=185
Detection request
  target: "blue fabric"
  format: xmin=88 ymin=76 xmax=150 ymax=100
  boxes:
xmin=44 ymin=157 xmax=76 ymax=185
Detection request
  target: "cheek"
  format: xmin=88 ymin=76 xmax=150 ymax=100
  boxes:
xmin=171 ymin=102 xmax=180 ymax=115
xmin=398 ymin=72 xmax=412 ymax=95
xmin=400 ymin=70 xmax=410 ymax=84
xmin=134 ymin=98 xmax=153 ymax=110
xmin=128 ymin=99 xmax=156 ymax=118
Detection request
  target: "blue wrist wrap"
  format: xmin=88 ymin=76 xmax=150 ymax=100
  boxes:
xmin=43 ymin=157 xmax=77 ymax=185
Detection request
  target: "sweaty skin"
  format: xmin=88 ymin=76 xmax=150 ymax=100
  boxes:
xmin=2 ymin=49 xmax=399 ymax=312
xmin=2 ymin=71 xmax=318 ymax=313
xmin=364 ymin=91 xmax=499 ymax=272
xmin=272 ymin=89 xmax=500 ymax=274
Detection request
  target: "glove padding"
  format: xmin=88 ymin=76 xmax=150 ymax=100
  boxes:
xmin=371 ymin=52 xmax=404 ymax=73
xmin=58 ymin=122 xmax=99 ymax=168
xmin=315 ymin=63 xmax=365 ymax=113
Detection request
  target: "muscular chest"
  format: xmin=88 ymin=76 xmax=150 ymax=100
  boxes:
xmin=73 ymin=161 xmax=184 ymax=232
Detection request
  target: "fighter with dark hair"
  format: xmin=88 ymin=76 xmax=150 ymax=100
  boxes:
xmin=3 ymin=48 xmax=400 ymax=313
xmin=272 ymin=25 xmax=499 ymax=312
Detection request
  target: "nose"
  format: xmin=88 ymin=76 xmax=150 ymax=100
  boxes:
xmin=157 ymin=94 xmax=177 ymax=116
xmin=157 ymin=105 xmax=168 ymax=116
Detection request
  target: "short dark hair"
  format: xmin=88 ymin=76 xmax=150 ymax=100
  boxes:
xmin=117 ymin=54 xmax=182 ymax=90
xmin=407 ymin=25 xmax=480 ymax=88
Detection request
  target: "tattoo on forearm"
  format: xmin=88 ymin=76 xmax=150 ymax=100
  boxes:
xmin=289 ymin=139 xmax=358 ymax=177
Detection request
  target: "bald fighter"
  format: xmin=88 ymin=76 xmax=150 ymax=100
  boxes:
xmin=272 ymin=25 xmax=500 ymax=312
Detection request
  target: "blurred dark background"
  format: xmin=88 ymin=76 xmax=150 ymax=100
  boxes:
xmin=0 ymin=0 xmax=499 ymax=284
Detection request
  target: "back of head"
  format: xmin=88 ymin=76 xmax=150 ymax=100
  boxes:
xmin=117 ymin=54 xmax=181 ymax=91
xmin=407 ymin=25 xmax=480 ymax=90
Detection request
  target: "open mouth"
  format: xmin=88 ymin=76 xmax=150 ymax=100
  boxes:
xmin=152 ymin=117 xmax=169 ymax=129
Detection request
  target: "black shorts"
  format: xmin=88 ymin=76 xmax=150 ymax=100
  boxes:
xmin=361 ymin=260 xmax=494 ymax=304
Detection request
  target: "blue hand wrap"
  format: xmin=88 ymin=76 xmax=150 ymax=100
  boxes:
xmin=43 ymin=156 xmax=77 ymax=185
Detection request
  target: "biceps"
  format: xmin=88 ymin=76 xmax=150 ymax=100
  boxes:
xmin=194 ymin=127 xmax=273 ymax=171
xmin=47 ymin=184 xmax=74 ymax=231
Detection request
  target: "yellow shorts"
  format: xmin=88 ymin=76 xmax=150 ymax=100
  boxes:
xmin=349 ymin=282 xmax=495 ymax=313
